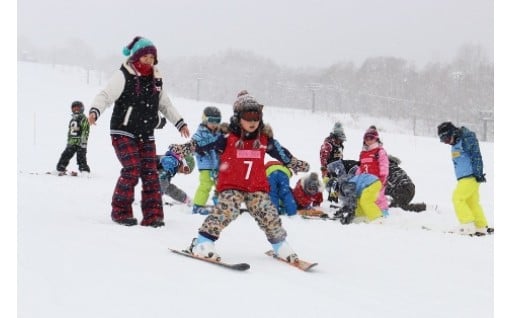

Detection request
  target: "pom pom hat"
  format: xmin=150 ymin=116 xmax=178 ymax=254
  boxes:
xmin=123 ymin=36 xmax=158 ymax=65
xmin=363 ymin=126 xmax=379 ymax=140
xmin=331 ymin=122 xmax=347 ymax=141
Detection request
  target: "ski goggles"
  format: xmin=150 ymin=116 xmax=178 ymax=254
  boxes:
xmin=206 ymin=116 xmax=221 ymax=124
xmin=240 ymin=111 xmax=261 ymax=122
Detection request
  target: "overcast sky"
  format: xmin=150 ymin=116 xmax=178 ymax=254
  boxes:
xmin=18 ymin=0 xmax=493 ymax=68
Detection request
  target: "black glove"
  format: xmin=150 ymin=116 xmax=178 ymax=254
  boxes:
xmin=475 ymin=174 xmax=486 ymax=183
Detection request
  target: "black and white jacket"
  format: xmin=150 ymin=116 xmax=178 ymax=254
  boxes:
xmin=89 ymin=61 xmax=186 ymax=141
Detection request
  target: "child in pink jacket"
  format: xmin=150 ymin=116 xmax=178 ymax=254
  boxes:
xmin=356 ymin=126 xmax=389 ymax=216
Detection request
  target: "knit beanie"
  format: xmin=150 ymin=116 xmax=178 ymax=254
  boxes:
xmin=123 ymin=36 xmax=158 ymax=65
xmin=233 ymin=90 xmax=263 ymax=113
xmin=304 ymin=172 xmax=321 ymax=195
xmin=364 ymin=125 xmax=379 ymax=140
xmin=331 ymin=122 xmax=347 ymax=141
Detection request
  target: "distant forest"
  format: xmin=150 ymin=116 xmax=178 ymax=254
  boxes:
xmin=18 ymin=36 xmax=493 ymax=141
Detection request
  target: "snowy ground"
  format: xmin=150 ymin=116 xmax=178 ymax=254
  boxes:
xmin=13 ymin=62 xmax=502 ymax=317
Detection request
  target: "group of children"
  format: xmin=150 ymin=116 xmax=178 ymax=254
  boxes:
xmin=54 ymin=35 xmax=491 ymax=264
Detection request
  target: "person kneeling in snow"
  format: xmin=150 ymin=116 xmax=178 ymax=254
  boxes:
xmin=327 ymin=160 xmax=383 ymax=224
xmin=265 ymin=160 xmax=298 ymax=216
xmin=158 ymin=150 xmax=195 ymax=206
xmin=292 ymin=172 xmax=327 ymax=218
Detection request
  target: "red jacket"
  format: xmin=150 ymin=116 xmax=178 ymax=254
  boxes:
xmin=292 ymin=179 xmax=323 ymax=209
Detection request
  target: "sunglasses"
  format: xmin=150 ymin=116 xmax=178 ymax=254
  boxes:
xmin=206 ymin=116 xmax=221 ymax=124
xmin=240 ymin=111 xmax=261 ymax=122
xmin=364 ymin=135 xmax=377 ymax=141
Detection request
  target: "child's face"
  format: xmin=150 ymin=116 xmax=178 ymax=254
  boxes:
xmin=364 ymin=137 xmax=377 ymax=146
xmin=72 ymin=106 xmax=81 ymax=114
xmin=206 ymin=122 xmax=219 ymax=131
xmin=139 ymin=54 xmax=155 ymax=65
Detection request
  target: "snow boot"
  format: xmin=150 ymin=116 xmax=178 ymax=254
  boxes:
xmin=272 ymin=240 xmax=299 ymax=263
xmin=190 ymin=235 xmax=221 ymax=261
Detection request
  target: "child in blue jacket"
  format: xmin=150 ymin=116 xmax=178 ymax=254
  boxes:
xmin=158 ymin=151 xmax=195 ymax=206
xmin=191 ymin=106 xmax=223 ymax=215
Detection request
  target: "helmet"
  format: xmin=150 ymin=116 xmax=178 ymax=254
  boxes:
xmin=437 ymin=122 xmax=457 ymax=143
xmin=202 ymin=106 xmax=221 ymax=124
xmin=71 ymin=101 xmax=84 ymax=114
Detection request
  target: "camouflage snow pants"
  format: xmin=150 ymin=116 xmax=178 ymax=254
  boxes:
xmin=198 ymin=190 xmax=287 ymax=244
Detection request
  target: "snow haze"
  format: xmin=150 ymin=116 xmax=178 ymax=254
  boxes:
xmin=12 ymin=62 xmax=504 ymax=317
xmin=17 ymin=0 xmax=493 ymax=68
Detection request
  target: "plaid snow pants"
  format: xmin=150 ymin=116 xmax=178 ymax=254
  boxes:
xmin=111 ymin=135 xmax=163 ymax=225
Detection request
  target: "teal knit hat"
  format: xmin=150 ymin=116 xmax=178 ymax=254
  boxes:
xmin=122 ymin=36 xmax=158 ymax=65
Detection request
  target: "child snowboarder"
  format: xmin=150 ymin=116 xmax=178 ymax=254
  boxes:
xmin=158 ymin=150 xmax=195 ymax=206
xmin=173 ymin=91 xmax=310 ymax=262
xmin=265 ymin=160 xmax=297 ymax=216
xmin=437 ymin=121 xmax=492 ymax=235
xmin=191 ymin=106 xmax=223 ymax=215
xmin=55 ymin=101 xmax=91 ymax=175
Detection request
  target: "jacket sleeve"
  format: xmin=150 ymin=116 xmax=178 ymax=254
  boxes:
xmin=462 ymin=130 xmax=484 ymax=177
xmin=378 ymin=148 xmax=389 ymax=185
xmin=292 ymin=181 xmax=310 ymax=209
xmin=80 ymin=116 xmax=90 ymax=145
xmin=319 ymin=141 xmax=332 ymax=167
xmin=158 ymin=86 xmax=187 ymax=132
xmin=89 ymin=70 xmax=125 ymax=119
xmin=267 ymin=138 xmax=310 ymax=173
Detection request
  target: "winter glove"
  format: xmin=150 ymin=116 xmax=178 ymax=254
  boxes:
xmin=475 ymin=174 xmax=486 ymax=183
xmin=155 ymin=117 xmax=167 ymax=129
xmin=286 ymin=157 xmax=310 ymax=174
xmin=80 ymin=143 xmax=87 ymax=149
xmin=182 ymin=165 xmax=191 ymax=174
